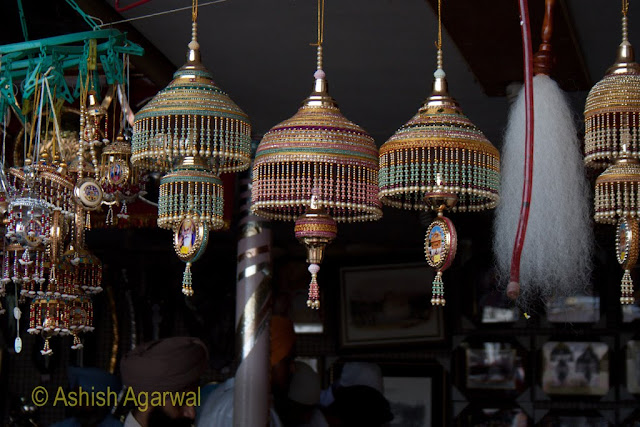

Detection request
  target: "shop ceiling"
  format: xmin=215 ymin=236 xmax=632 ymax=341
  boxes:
xmin=1 ymin=0 xmax=637 ymax=146
xmin=0 ymin=0 xmax=636 ymax=252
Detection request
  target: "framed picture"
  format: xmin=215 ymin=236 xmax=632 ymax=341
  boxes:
xmin=541 ymin=342 xmax=609 ymax=396
xmin=626 ymin=340 xmax=640 ymax=394
xmin=474 ymin=265 xmax=519 ymax=324
xmin=381 ymin=362 xmax=445 ymax=427
xmin=538 ymin=414 xmax=610 ymax=426
xmin=339 ymin=263 xmax=445 ymax=348
xmin=546 ymin=295 xmax=600 ymax=323
xmin=327 ymin=360 xmax=445 ymax=426
xmin=456 ymin=407 xmax=530 ymax=427
xmin=465 ymin=342 xmax=525 ymax=390
xmin=622 ymin=289 xmax=640 ymax=322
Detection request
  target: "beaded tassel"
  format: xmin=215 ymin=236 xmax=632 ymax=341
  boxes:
xmin=2 ymin=245 xmax=10 ymax=285
xmin=106 ymin=204 xmax=114 ymax=226
xmin=118 ymin=200 xmax=129 ymax=219
xmin=12 ymin=250 xmax=21 ymax=284
xmin=307 ymin=264 xmax=320 ymax=310
xmin=431 ymin=271 xmax=446 ymax=306
xmin=71 ymin=332 xmax=83 ymax=350
xmin=41 ymin=337 xmax=52 ymax=356
xmin=621 ymin=270 xmax=636 ymax=305
xmin=182 ymin=262 xmax=193 ymax=296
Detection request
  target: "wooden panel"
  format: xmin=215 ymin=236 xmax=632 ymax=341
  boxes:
xmin=425 ymin=0 xmax=591 ymax=96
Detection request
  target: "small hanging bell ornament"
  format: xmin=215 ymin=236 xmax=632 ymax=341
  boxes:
xmin=294 ymin=194 xmax=338 ymax=310
xmin=616 ymin=216 xmax=639 ymax=304
xmin=424 ymin=174 xmax=458 ymax=306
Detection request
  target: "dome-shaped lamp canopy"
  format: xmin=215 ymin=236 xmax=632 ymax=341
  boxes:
xmin=585 ymin=10 xmax=640 ymax=169
xmin=251 ymin=75 xmax=382 ymax=222
xmin=131 ymin=42 xmax=251 ymax=174
xmin=379 ymin=74 xmax=500 ymax=213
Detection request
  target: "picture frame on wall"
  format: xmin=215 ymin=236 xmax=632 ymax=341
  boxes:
xmin=626 ymin=340 xmax=640 ymax=394
xmin=541 ymin=341 xmax=609 ymax=396
xmin=465 ymin=342 xmax=525 ymax=390
xmin=330 ymin=360 xmax=446 ymax=427
xmin=545 ymin=295 xmax=600 ymax=323
xmin=622 ymin=290 xmax=640 ymax=322
xmin=538 ymin=412 xmax=611 ymax=427
xmin=339 ymin=263 xmax=445 ymax=348
xmin=455 ymin=407 xmax=530 ymax=427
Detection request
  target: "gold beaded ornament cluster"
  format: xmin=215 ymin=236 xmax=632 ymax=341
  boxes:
xmin=378 ymin=0 xmax=499 ymax=306
xmin=588 ymin=0 xmax=640 ymax=305
xmin=252 ymin=0 xmax=381 ymax=309
xmin=131 ymin=0 xmax=251 ymax=296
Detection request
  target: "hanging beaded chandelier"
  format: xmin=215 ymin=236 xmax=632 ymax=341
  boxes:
xmin=586 ymin=1 xmax=640 ymax=307
xmin=252 ymin=0 xmax=382 ymax=309
xmin=584 ymin=0 xmax=640 ymax=169
xmin=131 ymin=2 xmax=251 ymax=174
xmin=378 ymin=0 xmax=500 ymax=306
xmin=131 ymin=0 xmax=251 ymax=295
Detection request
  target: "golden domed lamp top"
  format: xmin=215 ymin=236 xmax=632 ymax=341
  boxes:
xmin=131 ymin=0 xmax=251 ymax=175
xmin=585 ymin=0 xmax=640 ymax=168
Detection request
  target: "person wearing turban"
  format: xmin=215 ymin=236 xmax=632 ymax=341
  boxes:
xmin=120 ymin=336 xmax=208 ymax=427
xmin=197 ymin=314 xmax=297 ymax=426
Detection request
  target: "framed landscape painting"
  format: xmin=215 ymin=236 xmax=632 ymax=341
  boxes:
xmin=340 ymin=263 xmax=445 ymax=348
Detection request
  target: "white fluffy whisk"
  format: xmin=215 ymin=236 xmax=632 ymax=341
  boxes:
xmin=493 ymin=74 xmax=594 ymax=304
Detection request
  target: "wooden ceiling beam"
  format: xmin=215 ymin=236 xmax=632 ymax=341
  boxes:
xmin=425 ymin=0 xmax=591 ymax=96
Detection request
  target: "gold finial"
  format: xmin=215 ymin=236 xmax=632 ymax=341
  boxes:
xmin=304 ymin=0 xmax=335 ymax=107
xmin=187 ymin=0 xmax=201 ymax=63
xmin=610 ymin=0 xmax=638 ymax=73
xmin=431 ymin=0 xmax=449 ymax=98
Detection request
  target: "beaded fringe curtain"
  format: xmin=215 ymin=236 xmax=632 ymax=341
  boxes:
xmin=131 ymin=66 xmax=252 ymax=173
xmin=594 ymin=156 xmax=640 ymax=224
xmin=158 ymin=163 xmax=225 ymax=230
xmin=252 ymin=104 xmax=381 ymax=222
xmin=378 ymin=103 xmax=500 ymax=212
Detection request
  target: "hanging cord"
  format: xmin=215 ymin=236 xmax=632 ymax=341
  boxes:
xmin=190 ymin=0 xmax=199 ymax=47
xmin=100 ymin=0 xmax=226 ymax=27
xmin=434 ymin=0 xmax=445 ymax=78
xmin=622 ymin=0 xmax=630 ymax=43
xmin=311 ymin=0 xmax=325 ymax=77
xmin=1 ymin=119 xmax=10 ymax=200
xmin=508 ymin=0 xmax=535 ymax=299
xmin=26 ymin=74 xmax=42 ymax=163
xmin=44 ymin=78 xmax=65 ymax=164
xmin=34 ymin=79 xmax=47 ymax=165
